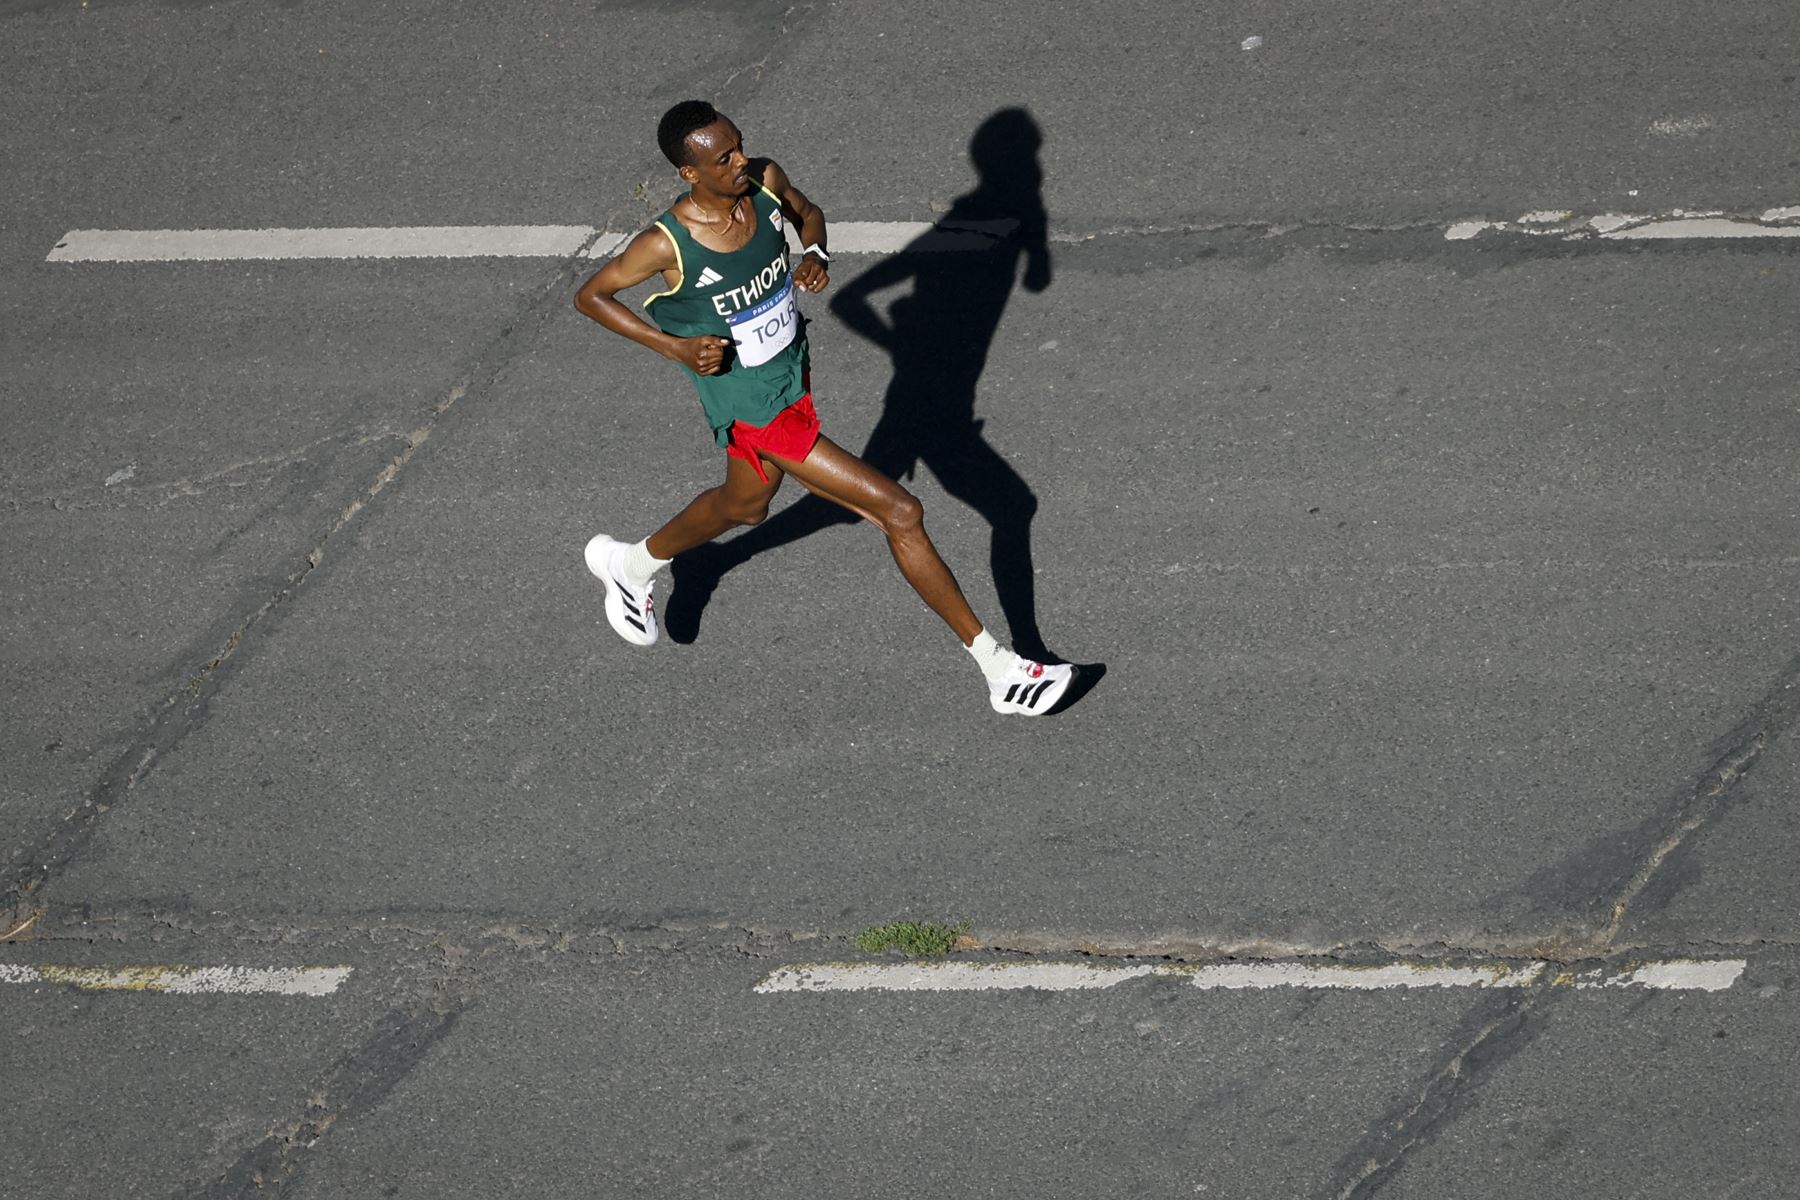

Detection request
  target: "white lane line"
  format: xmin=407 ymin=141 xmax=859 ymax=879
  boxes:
xmin=47 ymin=226 xmax=596 ymax=262
xmin=1577 ymin=959 xmax=1746 ymax=992
xmin=1602 ymin=217 xmax=1800 ymax=240
xmin=1188 ymin=961 xmax=1545 ymax=990
xmin=47 ymin=206 xmax=1800 ymax=263
xmin=756 ymin=962 xmax=1164 ymax=993
xmin=811 ymin=220 xmax=931 ymax=254
xmin=0 ymin=963 xmax=352 ymax=996
xmin=1447 ymin=208 xmax=1800 ymax=241
xmin=582 ymin=231 xmax=630 ymax=259
xmin=49 ymin=219 xmax=1026 ymax=264
xmin=816 ymin=219 xmax=1022 ymax=253
xmin=579 ymin=221 xmax=1023 ymax=260
xmin=756 ymin=958 xmax=1747 ymax=995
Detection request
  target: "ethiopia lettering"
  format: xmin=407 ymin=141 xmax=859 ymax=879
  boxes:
xmin=710 ymin=249 xmax=791 ymax=317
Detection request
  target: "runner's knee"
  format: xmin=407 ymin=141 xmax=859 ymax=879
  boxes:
xmin=706 ymin=486 xmax=770 ymax=528
xmin=882 ymin=489 xmax=925 ymax=536
xmin=723 ymin=498 xmax=771 ymax=526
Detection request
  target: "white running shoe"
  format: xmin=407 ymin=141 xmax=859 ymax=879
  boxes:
xmin=584 ymin=534 xmax=658 ymax=646
xmin=988 ymin=656 xmax=1073 ymax=715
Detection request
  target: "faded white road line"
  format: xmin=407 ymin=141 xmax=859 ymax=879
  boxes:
xmin=46 ymin=205 xmax=1800 ymax=262
xmin=46 ymin=219 xmax=1024 ymax=263
xmin=46 ymin=226 xmax=596 ymax=262
xmin=756 ymin=958 xmax=1746 ymax=995
xmin=1447 ymin=207 xmax=1800 ymax=241
xmin=0 ymin=962 xmax=352 ymax=996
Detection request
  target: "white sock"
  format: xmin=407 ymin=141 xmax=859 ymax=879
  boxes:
xmin=965 ymin=629 xmax=1015 ymax=682
xmin=620 ymin=538 xmax=670 ymax=586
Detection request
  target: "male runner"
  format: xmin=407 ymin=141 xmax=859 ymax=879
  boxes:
xmin=573 ymin=100 xmax=1071 ymax=715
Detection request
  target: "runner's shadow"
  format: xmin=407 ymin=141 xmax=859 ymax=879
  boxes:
xmin=665 ymin=108 xmax=1062 ymax=662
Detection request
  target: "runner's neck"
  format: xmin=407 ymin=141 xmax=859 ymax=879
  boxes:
xmin=678 ymin=189 xmax=759 ymax=253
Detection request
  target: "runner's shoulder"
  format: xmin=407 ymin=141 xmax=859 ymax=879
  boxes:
xmin=747 ymin=157 xmax=791 ymax=194
xmin=620 ymin=222 xmax=680 ymax=269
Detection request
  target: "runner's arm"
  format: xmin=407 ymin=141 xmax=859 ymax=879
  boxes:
xmin=755 ymin=158 xmax=830 ymax=294
xmin=574 ymin=228 xmax=730 ymax=375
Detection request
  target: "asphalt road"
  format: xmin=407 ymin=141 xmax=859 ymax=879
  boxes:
xmin=3 ymin=1 xmax=1798 ymax=1197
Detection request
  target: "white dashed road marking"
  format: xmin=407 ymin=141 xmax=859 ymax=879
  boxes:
xmin=46 ymin=220 xmax=1026 ymax=263
xmin=756 ymin=958 xmax=1746 ymax=995
xmin=1446 ymin=207 xmax=1800 ymax=241
xmin=0 ymin=963 xmax=353 ymax=996
xmin=47 ymin=226 xmax=596 ymax=262
xmin=1598 ymin=217 xmax=1800 ymax=240
xmin=46 ymin=206 xmax=1800 ymax=263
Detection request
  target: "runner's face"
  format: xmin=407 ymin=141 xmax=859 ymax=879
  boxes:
xmin=683 ymin=119 xmax=751 ymax=196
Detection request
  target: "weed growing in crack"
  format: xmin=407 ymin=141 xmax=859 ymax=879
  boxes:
xmin=854 ymin=920 xmax=970 ymax=957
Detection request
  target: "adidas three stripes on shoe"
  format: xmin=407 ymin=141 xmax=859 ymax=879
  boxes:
xmin=988 ymin=656 xmax=1073 ymax=715
xmin=585 ymin=533 xmax=659 ymax=646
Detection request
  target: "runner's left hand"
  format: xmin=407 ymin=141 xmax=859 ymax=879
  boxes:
xmin=795 ymin=254 xmax=830 ymax=294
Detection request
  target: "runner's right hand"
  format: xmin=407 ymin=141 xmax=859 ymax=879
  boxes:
xmin=679 ymin=335 xmax=732 ymax=375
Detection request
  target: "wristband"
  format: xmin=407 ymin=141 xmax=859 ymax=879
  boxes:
xmin=803 ymin=243 xmax=830 ymax=263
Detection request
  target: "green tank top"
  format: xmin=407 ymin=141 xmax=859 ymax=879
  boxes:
xmin=643 ymin=185 xmax=810 ymax=446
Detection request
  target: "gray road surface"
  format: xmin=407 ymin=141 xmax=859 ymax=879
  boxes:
xmin=3 ymin=1 xmax=1797 ymax=1196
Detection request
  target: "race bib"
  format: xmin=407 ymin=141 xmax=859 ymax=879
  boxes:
xmin=726 ymin=276 xmax=799 ymax=367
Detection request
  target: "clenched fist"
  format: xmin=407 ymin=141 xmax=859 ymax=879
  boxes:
xmin=679 ymin=335 xmax=733 ymax=375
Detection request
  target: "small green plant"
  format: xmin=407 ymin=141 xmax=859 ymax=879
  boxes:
xmin=854 ymin=919 xmax=971 ymax=957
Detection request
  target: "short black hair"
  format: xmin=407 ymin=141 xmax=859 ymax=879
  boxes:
xmin=658 ymin=100 xmax=719 ymax=167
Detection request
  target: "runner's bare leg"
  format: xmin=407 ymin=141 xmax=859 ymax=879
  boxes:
xmin=763 ymin=435 xmax=984 ymax=645
xmin=644 ymin=454 xmax=784 ymax=560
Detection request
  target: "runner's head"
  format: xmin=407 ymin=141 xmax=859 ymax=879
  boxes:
xmin=658 ymin=100 xmax=718 ymax=166
xmin=658 ymin=100 xmax=751 ymax=196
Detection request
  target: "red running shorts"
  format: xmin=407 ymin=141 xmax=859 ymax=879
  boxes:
xmin=726 ymin=393 xmax=821 ymax=483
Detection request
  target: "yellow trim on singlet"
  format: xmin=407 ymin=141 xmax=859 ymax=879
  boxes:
xmin=640 ymin=220 xmax=684 ymax=309
xmin=757 ymin=181 xmax=781 ymax=205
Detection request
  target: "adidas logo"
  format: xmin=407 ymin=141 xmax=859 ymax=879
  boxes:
xmin=1001 ymin=678 xmax=1057 ymax=709
xmin=696 ymin=267 xmax=724 ymax=287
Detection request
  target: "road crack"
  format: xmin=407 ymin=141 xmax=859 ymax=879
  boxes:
xmin=1327 ymin=992 xmax=1548 ymax=1199
xmin=1317 ymin=654 xmax=1800 ymax=1196
xmin=184 ymin=1003 xmax=464 ymax=1200
xmin=1602 ymin=655 xmax=1800 ymax=944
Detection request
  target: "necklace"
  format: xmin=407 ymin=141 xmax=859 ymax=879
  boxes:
xmin=690 ymin=195 xmax=745 ymax=228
